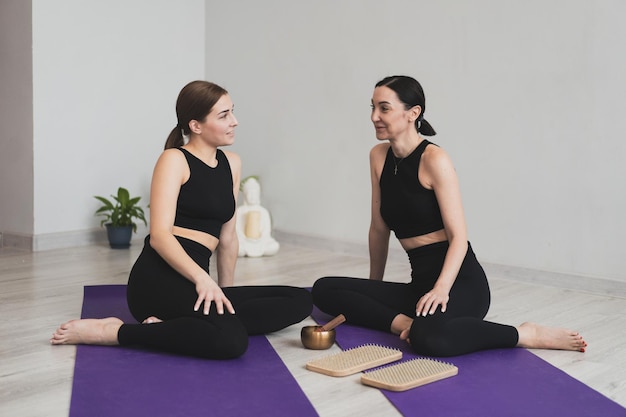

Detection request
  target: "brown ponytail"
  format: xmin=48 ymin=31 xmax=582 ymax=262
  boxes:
xmin=164 ymin=125 xmax=185 ymax=150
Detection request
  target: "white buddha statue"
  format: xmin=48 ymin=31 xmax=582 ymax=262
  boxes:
xmin=236 ymin=177 xmax=280 ymax=257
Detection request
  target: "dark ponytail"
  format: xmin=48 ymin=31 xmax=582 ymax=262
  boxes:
xmin=375 ymin=75 xmax=437 ymax=136
xmin=417 ymin=118 xmax=436 ymax=136
xmin=164 ymin=80 xmax=229 ymax=149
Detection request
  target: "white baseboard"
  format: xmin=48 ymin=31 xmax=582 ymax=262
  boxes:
xmin=480 ymin=262 xmax=626 ymax=299
xmin=274 ymin=229 xmax=626 ymax=299
xmin=273 ymin=230 xmax=370 ymax=258
xmin=1 ymin=225 xmax=149 ymax=252
xmin=35 ymin=229 xmax=107 ymax=251
xmin=4 ymin=227 xmax=625 ymax=298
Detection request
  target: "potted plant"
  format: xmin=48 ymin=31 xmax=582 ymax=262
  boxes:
xmin=94 ymin=187 xmax=147 ymax=249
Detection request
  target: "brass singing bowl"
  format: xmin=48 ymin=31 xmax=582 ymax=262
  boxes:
xmin=300 ymin=326 xmax=336 ymax=350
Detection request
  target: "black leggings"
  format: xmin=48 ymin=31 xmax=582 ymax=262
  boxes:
xmin=312 ymin=241 xmax=518 ymax=357
xmin=117 ymin=235 xmax=312 ymax=359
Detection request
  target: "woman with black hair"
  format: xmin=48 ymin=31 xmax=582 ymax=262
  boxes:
xmin=312 ymin=75 xmax=586 ymax=357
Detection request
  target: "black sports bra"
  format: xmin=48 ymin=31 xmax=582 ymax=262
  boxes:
xmin=173 ymin=148 xmax=235 ymax=239
xmin=379 ymin=140 xmax=444 ymax=239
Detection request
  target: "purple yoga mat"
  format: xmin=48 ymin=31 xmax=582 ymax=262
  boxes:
xmin=312 ymin=307 xmax=626 ymax=417
xmin=69 ymin=285 xmax=316 ymax=417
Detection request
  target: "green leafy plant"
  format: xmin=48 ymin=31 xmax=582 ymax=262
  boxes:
xmin=94 ymin=187 xmax=147 ymax=232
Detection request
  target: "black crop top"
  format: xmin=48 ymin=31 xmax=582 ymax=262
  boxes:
xmin=379 ymin=140 xmax=445 ymax=239
xmin=173 ymin=148 xmax=235 ymax=239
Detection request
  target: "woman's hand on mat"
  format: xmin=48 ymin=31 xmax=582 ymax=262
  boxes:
xmin=194 ymin=277 xmax=235 ymax=315
xmin=416 ymin=287 xmax=449 ymax=316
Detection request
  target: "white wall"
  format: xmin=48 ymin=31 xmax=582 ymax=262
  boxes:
xmin=31 ymin=0 xmax=206 ymax=240
xmin=0 ymin=0 xmax=34 ymax=237
xmin=2 ymin=1 xmax=623 ymax=284
xmin=205 ymin=0 xmax=626 ymax=282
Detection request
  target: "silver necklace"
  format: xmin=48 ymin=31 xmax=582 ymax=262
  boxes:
xmin=392 ymin=154 xmax=404 ymax=175
xmin=391 ymin=140 xmax=422 ymax=175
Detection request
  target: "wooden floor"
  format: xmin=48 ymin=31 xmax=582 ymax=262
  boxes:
xmin=1 ymin=240 xmax=625 ymax=416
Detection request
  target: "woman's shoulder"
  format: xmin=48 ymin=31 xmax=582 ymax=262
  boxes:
xmin=370 ymin=142 xmax=390 ymax=159
xmin=151 ymin=148 xmax=189 ymax=184
xmin=369 ymin=143 xmax=390 ymax=177
xmin=220 ymin=149 xmax=241 ymax=176
xmin=220 ymin=149 xmax=241 ymax=166
xmin=422 ymin=141 xmax=452 ymax=167
xmin=420 ymin=142 xmax=457 ymax=185
xmin=157 ymin=147 xmax=187 ymax=165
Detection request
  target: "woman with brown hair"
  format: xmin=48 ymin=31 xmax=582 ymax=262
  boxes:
xmin=51 ymin=81 xmax=312 ymax=359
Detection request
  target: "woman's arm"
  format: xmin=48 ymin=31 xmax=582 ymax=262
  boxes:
xmin=369 ymin=144 xmax=391 ymax=280
xmin=148 ymin=149 xmax=234 ymax=314
xmin=415 ymin=146 xmax=468 ymax=316
xmin=216 ymin=151 xmax=241 ymax=288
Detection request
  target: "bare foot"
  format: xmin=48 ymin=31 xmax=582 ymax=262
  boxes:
xmin=50 ymin=317 xmax=123 ymax=346
xmin=391 ymin=314 xmax=413 ymax=340
xmin=399 ymin=327 xmax=411 ymax=345
xmin=142 ymin=316 xmax=163 ymax=324
xmin=516 ymin=322 xmax=587 ymax=352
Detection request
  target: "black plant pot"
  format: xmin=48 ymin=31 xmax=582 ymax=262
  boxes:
xmin=105 ymin=224 xmax=133 ymax=249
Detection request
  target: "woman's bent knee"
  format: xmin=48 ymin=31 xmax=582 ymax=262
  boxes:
xmin=214 ymin=333 xmax=248 ymax=359
xmin=409 ymin=322 xmax=457 ymax=357
xmin=410 ymin=336 xmax=456 ymax=357
xmin=311 ymin=277 xmax=334 ymax=303
xmin=204 ymin=327 xmax=249 ymax=359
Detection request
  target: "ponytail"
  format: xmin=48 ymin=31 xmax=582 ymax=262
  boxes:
xmin=164 ymin=125 xmax=185 ymax=149
xmin=417 ymin=118 xmax=436 ymax=136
